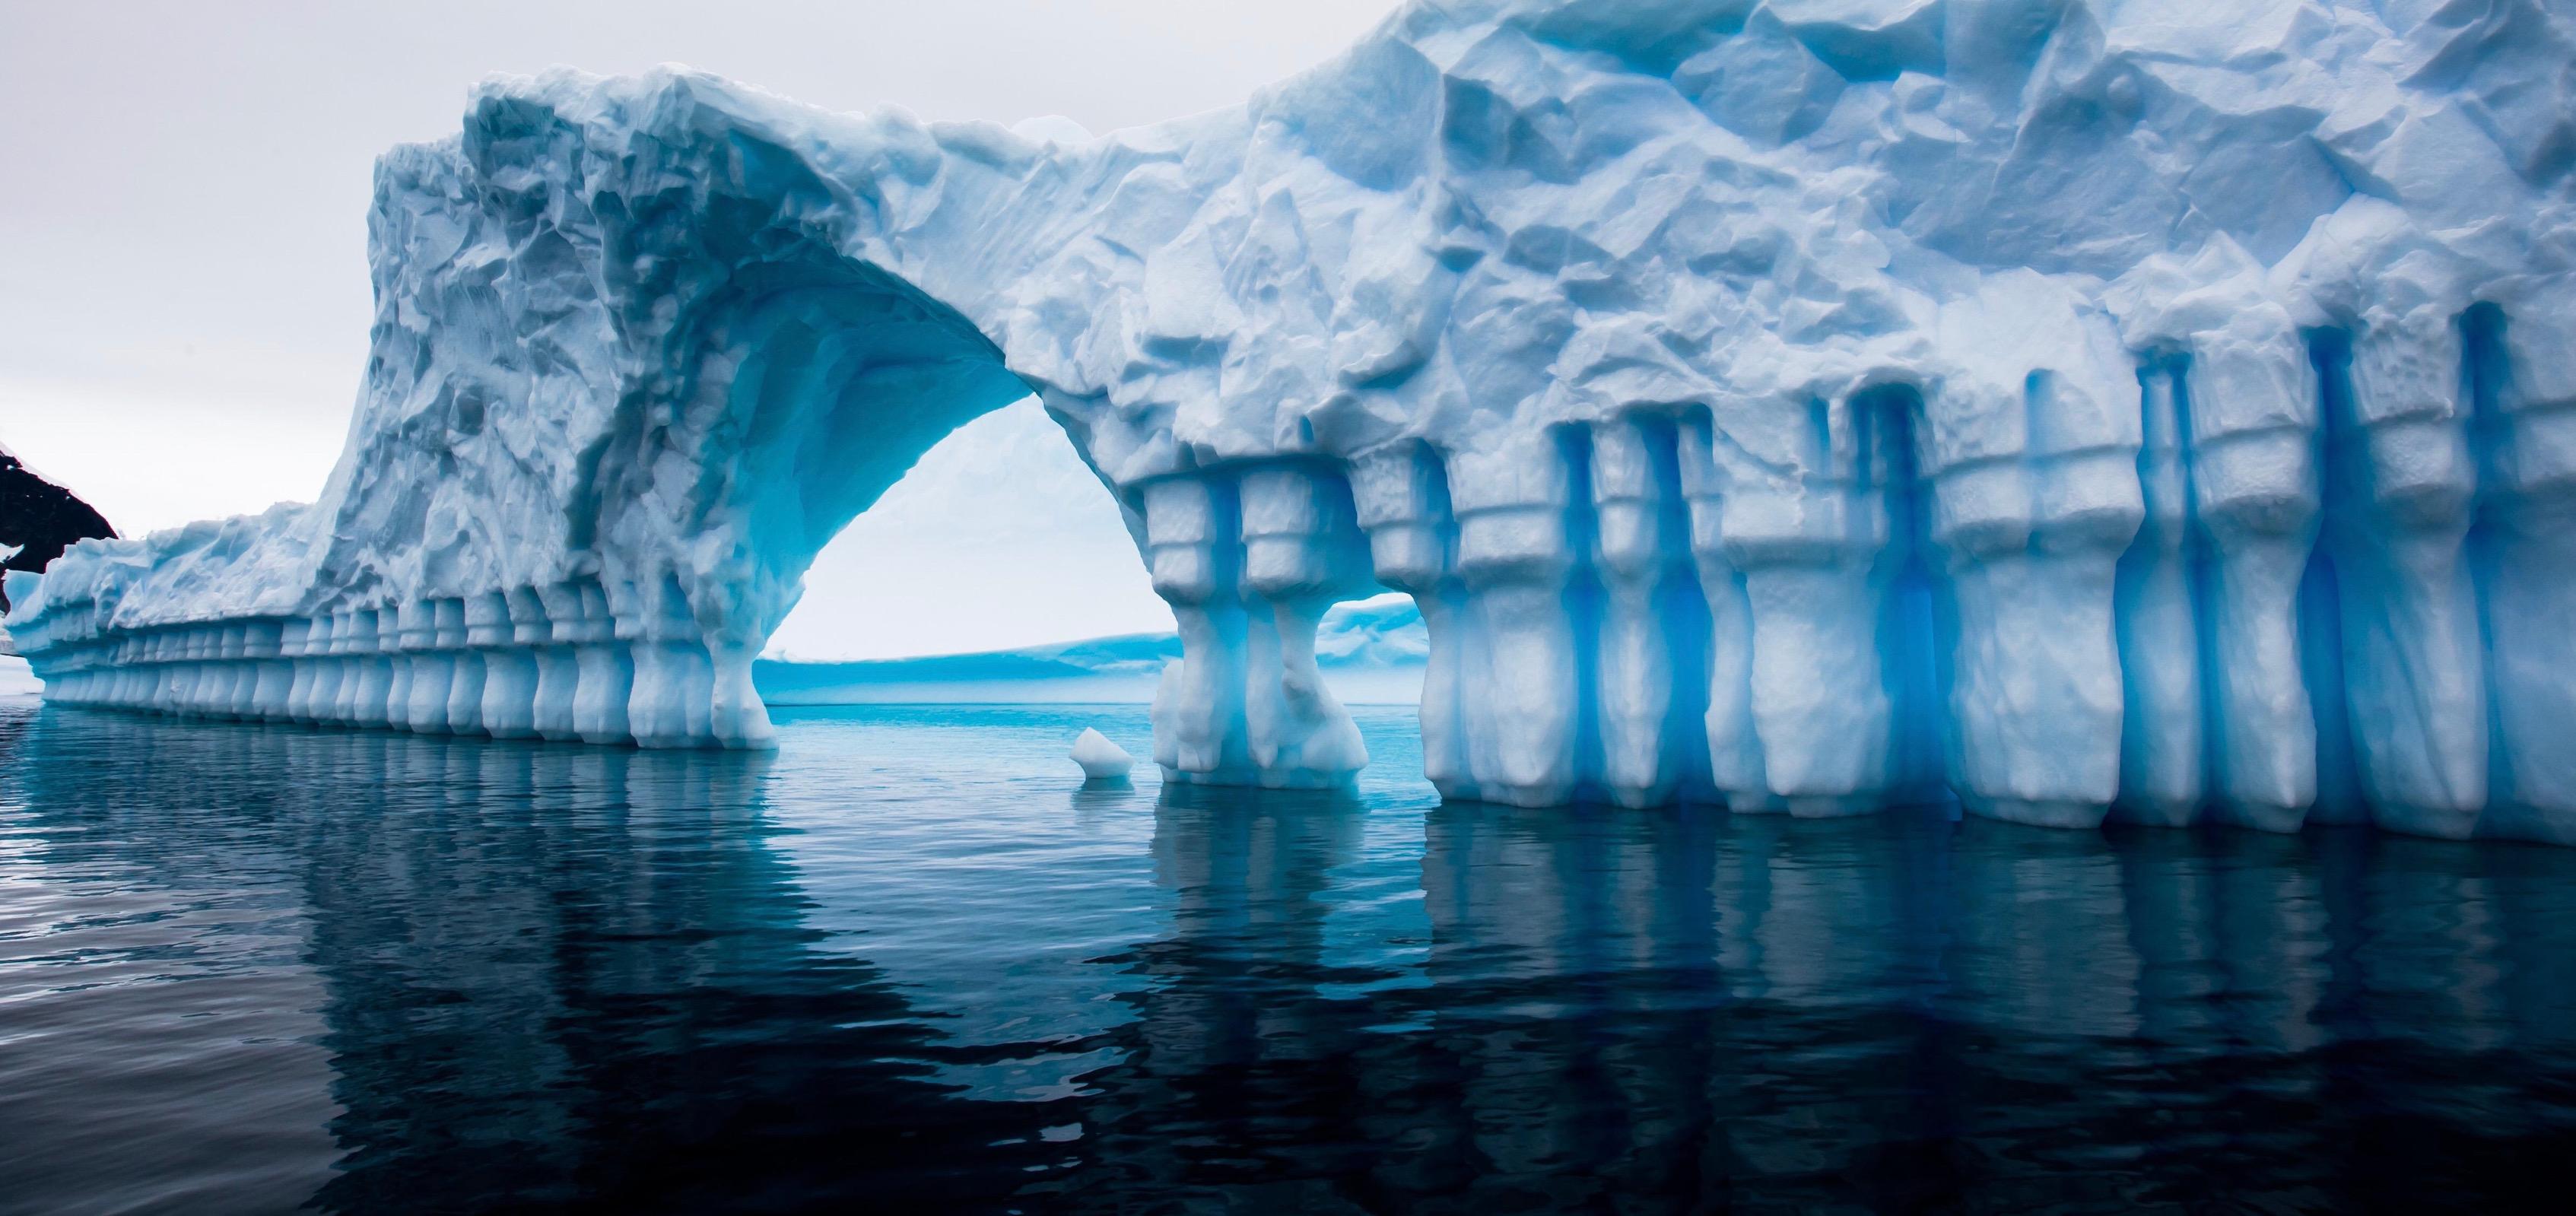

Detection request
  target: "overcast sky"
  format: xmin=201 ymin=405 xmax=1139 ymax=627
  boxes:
xmin=0 ymin=0 xmax=1398 ymax=658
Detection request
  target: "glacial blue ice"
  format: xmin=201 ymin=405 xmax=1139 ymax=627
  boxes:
xmin=5 ymin=0 xmax=2574 ymax=840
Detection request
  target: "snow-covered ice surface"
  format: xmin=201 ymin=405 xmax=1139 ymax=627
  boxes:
xmin=6 ymin=0 xmax=2574 ymax=838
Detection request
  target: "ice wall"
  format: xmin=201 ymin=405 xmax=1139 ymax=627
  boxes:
xmin=6 ymin=0 xmax=2573 ymax=838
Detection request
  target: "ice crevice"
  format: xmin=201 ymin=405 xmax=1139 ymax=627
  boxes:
xmin=6 ymin=1 xmax=2574 ymax=842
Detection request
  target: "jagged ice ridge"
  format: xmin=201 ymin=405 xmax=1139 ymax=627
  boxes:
xmin=7 ymin=0 xmax=2574 ymax=840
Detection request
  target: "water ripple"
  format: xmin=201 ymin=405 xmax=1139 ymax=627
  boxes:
xmin=2 ymin=701 xmax=2573 ymax=1212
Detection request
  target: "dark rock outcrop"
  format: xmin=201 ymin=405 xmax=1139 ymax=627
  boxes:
xmin=1 ymin=445 xmax=116 ymax=614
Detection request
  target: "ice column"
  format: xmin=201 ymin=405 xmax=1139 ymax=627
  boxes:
xmin=277 ymin=618 xmax=315 ymax=722
xmin=2473 ymin=308 xmax=2576 ymax=843
xmin=569 ymin=581 xmax=632 ymax=746
xmin=244 ymin=619 xmax=285 ymax=719
xmin=1589 ymin=418 xmax=1700 ymax=808
xmin=1145 ymin=476 xmax=1253 ymax=785
xmin=707 ymin=614 xmax=773 ymax=750
xmin=2184 ymin=322 xmax=2323 ymax=830
xmin=1932 ymin=376 xmax=2142 ymax=829
xmin=1350 ymin=446 xmax=1471 ymax=800
xmin=1678 ymin=413 xmax=1777 ymax=812
xmin=621 ymin=576 xmax=710 ymax=749
xmin=2111 ymin=360 xmax=2207 ymax=827
xmin=2330 ymin=316 xmax=2487 ymax=838
xmin=1723 ymin=396 xmax=1902 ymax=817
xmin=351 ymin=608 xmax=393 ymax=729
xmin=1235 ymin=466 xmax=1371 ymax=788
xmin=305 ymin=614 xmax=332 ymax=722
xmin=441 ymin=598 xmax=483 ymax=735
xmin=1446 ymin=437 xmax=1584 ymax=808
xmin=397 ymin=599 xmax=443 ymax=732
xmin=532 ymin=583 xmax=585 ymax=741
xmin=479 ymin=588 xmax=545 ymax=740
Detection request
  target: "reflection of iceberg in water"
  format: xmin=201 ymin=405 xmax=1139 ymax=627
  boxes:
xmin=1056 ymin=789 xmax=2576 ymax=1209
xmin=0 ymin=710 xmax=342 ymax=1216
xmin=0 ymin=709 xmax=1075 ymax=1212
xmin=1059 ymin=783 xmax=1406 ymax=1205
xmin=10 ymin=706 xmax=2576 ymax=1210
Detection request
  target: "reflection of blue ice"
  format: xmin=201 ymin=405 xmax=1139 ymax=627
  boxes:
xmin=764 ymin=704 xmax=1444 ymax=1103
xmin=758 ymin=704 xmax=1171 ymax=1103
xmin=9 ymin=700 xmax=2576 ymax=1209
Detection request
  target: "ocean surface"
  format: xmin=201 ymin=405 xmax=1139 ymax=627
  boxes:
xmin=3 ymin=698 xmax=2574 ymax=1214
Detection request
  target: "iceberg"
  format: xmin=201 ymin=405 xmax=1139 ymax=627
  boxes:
xmin=5 ymin=1 xmax=2573 ymax=838
xmin=1071 ymin=728 xmax=1137 ymax=781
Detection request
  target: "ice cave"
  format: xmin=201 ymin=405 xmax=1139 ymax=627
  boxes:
xmin=6 ymin=0 xmax=2573 ymax=842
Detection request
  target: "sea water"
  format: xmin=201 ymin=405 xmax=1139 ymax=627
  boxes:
xmin=3 ymin=700 xmax=2574 ymax=1212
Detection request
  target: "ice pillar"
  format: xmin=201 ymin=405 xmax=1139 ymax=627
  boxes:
xmin=1145 ymin=476 xmax=1254 ymax=785
xmin=2186 ymin=321 xmax=2323 ymax=830
xmin=1235 ymin=466 xmax=1371 ymax=789
xmin=2330 ymin=316 xmax=2486 ymax=837
xmin=1350 ymin=446 xmax=1471 ymax=800
xmin=2481 ymin=309 xmax=2576 ymax=843
xmin=1588 ymin=418 xmax=1698 ymax=809
xmin=1445 ymin=437 xmax=1584 ymax=808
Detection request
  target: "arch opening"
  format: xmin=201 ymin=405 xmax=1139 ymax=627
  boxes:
xmin=763 ymin=398 xmax=1174 ymax=666
xmin=671 ymin=257 xmax=1042 ymax=655
xmin=652 ymin=254 xmax=1383 ymax=790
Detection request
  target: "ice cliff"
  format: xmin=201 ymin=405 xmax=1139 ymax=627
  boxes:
xmin=6 ymin=0 xmax=2574 ymax=840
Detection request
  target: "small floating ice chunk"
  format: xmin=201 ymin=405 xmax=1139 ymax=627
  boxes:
xmin=1071 ymin=728 xmax=1134 ymax=780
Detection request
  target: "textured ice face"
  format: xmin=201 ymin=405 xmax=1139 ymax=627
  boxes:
xmin=7 ymin=0 xmax=2574 ymax=838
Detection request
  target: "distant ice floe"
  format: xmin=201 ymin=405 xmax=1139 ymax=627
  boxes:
xmin=754 ymin=595 xmax=1425 ymax=706
xmin=7 ymin=2 xmax=2574 ymax=839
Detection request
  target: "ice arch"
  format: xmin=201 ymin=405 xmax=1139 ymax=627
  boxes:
xmin=2 ymin=74 xmax=1383 ymax=788
xmin=763 ymin=397 xmax=1175 ymax=665
xmin=10 ymin=0 xmax=2576 ymax=840
xmin=593 ymin=256 xmax=1036 ymax=746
